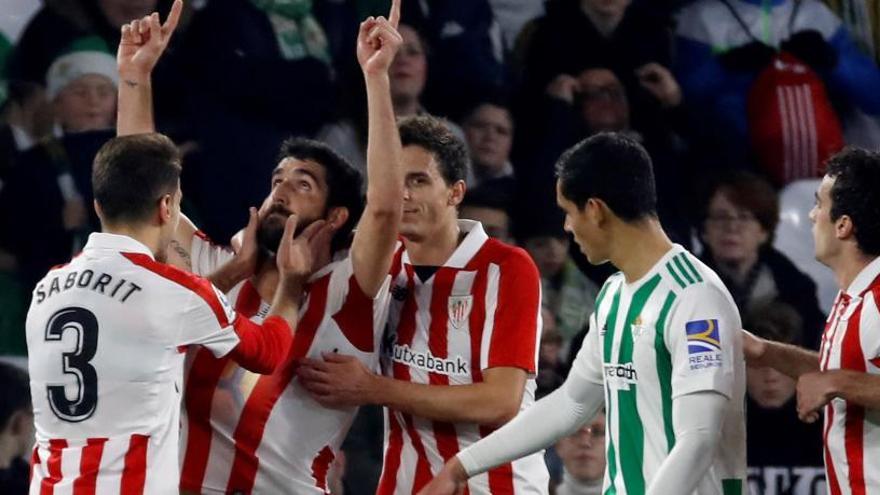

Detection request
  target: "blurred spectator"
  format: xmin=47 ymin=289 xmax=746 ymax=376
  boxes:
xmin=320 ymin=23 xmax=465 ymax=174
xmin=521 ymin=219 xmax=599 ymax=343
xmin=174 ymin=0 xmax=335 ymax=241
xmin=552 ymin=412 xmax=606 ymax=495
xmin=459 ymin=177 xmax=515 ymax=244
xmin=515 ymin=67 xmax=690 ymax=247
xmin=536 ymin=314 xmax=566 ymax=399
xmin=487 ymin=0 xmax=544 ymax=51
xmin=674 ymin=0 xmax=880 ymax=180
xmin=7 ymin=0 xmax=183 ymax=85
xmin=516 ymin=0 xmax=676 ymax=134
xmin=744 ymin=302 xmax=826 ymax=494
xmin=0 ymin=80 xmax=54 ymax=184
xmin=0 ymin=47 xmax=118 ymax=292
xmin=461 ymin=98 xmax=515 ymax=187
xmin=0 ymin=362 xmax=32 ymax=495
xmin=401 ymin=0 xmax=505 ymax=119
xmin=698 ymin=171 xmax=825 ymax=348
xmin=823 ymin=0 xmax=880 ymax=63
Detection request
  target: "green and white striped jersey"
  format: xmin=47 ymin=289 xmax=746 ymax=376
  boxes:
xmin=571 ymin=245 xmax=747 ymax=495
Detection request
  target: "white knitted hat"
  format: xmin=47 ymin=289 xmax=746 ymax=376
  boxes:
xmin=46 ymin=51 xmax=118 ymax=100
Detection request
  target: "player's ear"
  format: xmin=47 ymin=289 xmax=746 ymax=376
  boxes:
xmin=326 ymin=206 xmax=349 ymax=230
xmin=448 ymin=180 xmax=466 ymax=207
xmin=835 ymin=214 xmax=854 ymax=241
xmin=157 ymin=193 xmax=174 ymax=225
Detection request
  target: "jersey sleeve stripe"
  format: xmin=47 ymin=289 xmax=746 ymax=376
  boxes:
xmin=40 ymin=439 xmax=67 ymax=495
xmin=672 ymin=256 xmax=695 ymax=285
xmin=680 ymin=254 xmax=704 ymax=282
xmin=121 ymin=252 xmax=230 ymax=327
xmin=119 ymin=434 xmax=148 ymax=495
xmin=72 ymin=438 xmax=107 ymax=495
xmin=665 ymin=262 xmax=686 ymax=289
xmin=654 ymin=291 xmax=678 ymax=452
xmin=225 ymin=274 xmax=332 ymax=493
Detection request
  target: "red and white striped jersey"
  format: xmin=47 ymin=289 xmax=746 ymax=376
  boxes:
xmin=378 ymin=220 xmax=549 ymax=494
xmin=819 ymin=255 xmax=880 ymax=495
xmin=26 ymin=233 xmax=246 ymax=494
xmin=180 ymin=233 xmax=392 ymax=494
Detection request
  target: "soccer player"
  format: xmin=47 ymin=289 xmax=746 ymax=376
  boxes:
xmin=415 ymin=133 xmax=747 ymax=495
xmin=115 ymin=1 xmax=407 ymax=492
xmin=297 ymin=115 xmax=548 ymax=494
xmin=25 ymin=131 xmax=315 ymax=492
xmin=742 ymin=148 xmax=880 ymax=494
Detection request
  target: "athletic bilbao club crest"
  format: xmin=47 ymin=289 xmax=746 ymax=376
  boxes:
xmin=448 ymin=295 xmax=473 ymax=329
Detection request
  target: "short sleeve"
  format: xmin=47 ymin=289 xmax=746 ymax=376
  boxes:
xmin=666 ymin=284 xmax=741 ymax=399
xmin=327 ymin=257 xmax=393 ymax=353
xmin=862 ymin=290 xmax=880 ymax=371
xmin=570 ymin=311 xmax=604 ymax=385
xmin=482 ymin=249 xmax=541 ymax=373
xmin=189 ymin=231 xmax=236 ymax=277
xmin=177 ymin=279 xmax=241 ymax=357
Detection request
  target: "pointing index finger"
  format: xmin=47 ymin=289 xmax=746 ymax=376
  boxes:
xmin=388 ymin=0 xmax=401 ymax=29
xmin=163 ymin=0 xmax=183 ymax=35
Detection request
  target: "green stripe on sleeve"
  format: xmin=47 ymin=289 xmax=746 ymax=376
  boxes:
xmin=673 ymin=255 xmax=695 ymax=285
xmin=680 ymin=254 xmax=704 ymax=283
xmin=722 ymin=479 xmax=743 ymax=495
xmin=665 ymin=262 xmax=686 ymax=289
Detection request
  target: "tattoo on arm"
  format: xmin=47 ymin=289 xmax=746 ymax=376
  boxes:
xmin=170 ymin=240 xmax=192 ymax=269
xmin=124 ymin=79 xmax=139 ymax=88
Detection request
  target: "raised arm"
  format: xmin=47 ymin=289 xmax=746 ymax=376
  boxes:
xmin=115 ymin=0 xmax=199 ymax=267
xmin=349 ymin=0 xmax=405 ymax=297
xmin=116 ymin=0 xmax=181 ymax=136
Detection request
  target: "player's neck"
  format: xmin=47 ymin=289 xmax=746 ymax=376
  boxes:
xmin=829 ymin=247 xmax=876 ymax=293
xmin=403 ymin=219 xmax=462 ymax=266
xmin=609 ymin=218 xmax=674 ymax=284
xmin=253 ymin=257 xmax=280 ymax=302
xmin=101 ymin=225 xmax=162 ymax=258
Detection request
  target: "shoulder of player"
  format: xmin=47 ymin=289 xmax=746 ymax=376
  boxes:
xmin=119 ymin=251 xmax=218 ymax=300
xmin=659 ymin=250 xmax=717 ymax=294
xmin=479 ymin=239 xmax=539 ymax=276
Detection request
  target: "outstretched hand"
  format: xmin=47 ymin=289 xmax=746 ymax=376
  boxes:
xmin=117 ymin=0 xmax=182 ymax=79
xmin=357 ymin=0 xmax=403 ymax=76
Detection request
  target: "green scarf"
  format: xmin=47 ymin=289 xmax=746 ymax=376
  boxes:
xmin=0 ymin=33 xmax=11 ymax=108
xmin=251 ymin=0 xmax=331 ymax=64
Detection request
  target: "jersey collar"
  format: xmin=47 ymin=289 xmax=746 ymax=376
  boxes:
xmin=83 ymin=233 xmax=156 ymax=259
xmin=401 ymin=219 xmax=488 ymax=269
xmin=846 ymin=255 xmax=880 ymax=297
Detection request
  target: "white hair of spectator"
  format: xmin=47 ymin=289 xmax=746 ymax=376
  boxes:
xmin=46 ymin=51 xmax=119 ymax=100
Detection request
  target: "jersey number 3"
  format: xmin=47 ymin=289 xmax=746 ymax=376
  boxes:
xmin=45 ymin=307 xmax=99 ymax=422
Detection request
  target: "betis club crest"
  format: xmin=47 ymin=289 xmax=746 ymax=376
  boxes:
xmin=448 ymin=295 xmax=473 ymax=329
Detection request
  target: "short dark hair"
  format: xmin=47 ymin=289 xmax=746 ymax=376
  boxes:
xmin=278 ymin=138 xmax=364 ymax=252
xmin=703 ymin=171 xmax=779 ymax=235
xmin=825 ymin=148 xmax=880 ymax=256
xmin=555 ymin=132 xmax=657 ymax=220
xmin=744 ymin=300 xmax=803 ymax=346
xmin=399 ymin=115 xmax=470 ymax=185
xmin=92 ymin=133 xmax=181 ymax=225
xmin=0 ymin=362 xmax=30 ymax=430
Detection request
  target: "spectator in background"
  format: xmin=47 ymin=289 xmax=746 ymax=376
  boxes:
xmin=515 ymin=67 xmax=690 ymax=247
xmin=461 ymin=98 xmax=515 ymax=187
xmin=174 ymin=0 xmax=335 ymax=241
xmin=552 ymin=412 xmax=606 ymax=495
xmin=0 ymin=81 xmax=54 ymax=186
xmin=516 ymin=0 xmax=677 ymax=135
xmin=536 ymin=312 xmax=566 ymax=399
xmin=0 ymin=45 xmax=118 ymax=293
xmin=459 ymin=177 xmax=515 ymax=244
xmin=487 ymin=0 xmax=544 ymax=52
xmin=320 ymin=23 xmax=465 ymax=174
xmin=744 ymin=302 xmax=826 ymax=494
xmin=0 ymin=362 xmax=32 ymax=495
xmin=674 ymin=0 xmax=880 ymax=177
xmin=521 ymin=218 xmax=598 ymax=344
xmin=699 ymin=171 xmax=825 ymax=348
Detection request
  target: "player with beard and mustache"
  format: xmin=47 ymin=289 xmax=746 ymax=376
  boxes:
xmin=114 ymin=0 xmax=407 ymax=492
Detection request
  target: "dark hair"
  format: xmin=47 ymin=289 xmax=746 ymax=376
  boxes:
xmin=462 ymin=94 xmax=513 ymax=128
xmin=554 ymin=132 xmax=657 ymax=220
xmin=399 ymin=115 xmax=470 ymax=185
xmin=744 ymin=300 xmax=803 ymax=346
xmin=0 ymin=362 xmax=30 ymax=430
xmin=825 ymin=148 xmax=880 ymax=256
xmin=278 ymin=138 xmax=364 ymax=252
xmin=703 ymin=171 xmax=779 ymax=235
xmin=92 ymin=133 xmax=181 ymax=225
